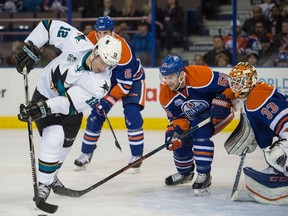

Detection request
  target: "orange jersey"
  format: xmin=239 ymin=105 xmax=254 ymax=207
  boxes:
xmin=159 ymin=65 xmax=229 ymax=124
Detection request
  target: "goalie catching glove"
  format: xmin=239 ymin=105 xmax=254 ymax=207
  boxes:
xmin=15 ymin=40 xmax=40 ymax=74
xmin=165 ymin=124 xmax=184 ymax=151
xmin=264 ymin=139 xmax=288 ymax=176
xmin=18 ymin=99 xmax=51 ymax=122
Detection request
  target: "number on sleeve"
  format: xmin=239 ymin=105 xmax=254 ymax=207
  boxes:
xmin=261 ymin=102 xmax=279 ymax=120
xmin=57 ymin=26 xmax=71 ymax=38
xmin=217 ymin=73 xmax=229 ymax=87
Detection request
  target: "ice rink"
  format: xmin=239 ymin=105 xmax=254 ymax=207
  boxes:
xmin=0 ymin=129 xmax=287 ymax=216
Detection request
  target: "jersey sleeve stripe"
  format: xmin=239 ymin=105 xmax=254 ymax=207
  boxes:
xmin=270 ymin=108 xmax=288 ymax=131
xmin=42 ymin=19 xmax=52 ymax=32
xmin=275 ymin=116 xmax=288 ymax=135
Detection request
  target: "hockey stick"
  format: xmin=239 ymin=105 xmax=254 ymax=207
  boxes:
xmin=22 ymin=69 xmax=58 ymax=213
xmin=230 ymin=146 xmax=249 ymax=201
xmin=53 ymin=117 xmax=211 ymax=197
xmin=103 ymin=110 xmax=122 ymax=152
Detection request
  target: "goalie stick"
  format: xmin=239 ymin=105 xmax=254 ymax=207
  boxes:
xmin=53 ymin=117 xmax=211 ymax=197
xmin=23 ymin=69 xmax=58 ymax=213
xmin=230 ymin=146 xmax=249 ymax=201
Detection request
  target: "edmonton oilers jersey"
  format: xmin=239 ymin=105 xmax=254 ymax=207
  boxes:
xmin=245 ymin=83 xmax=288 ymax=149
xmin=159 ymin=65 xmax=229 ymax=122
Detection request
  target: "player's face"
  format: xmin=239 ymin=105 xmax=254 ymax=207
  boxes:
xmin=90 ymin=55 xmax=109 ymax=73
xmin=161 ymin=73 xmax=180 ymax=91
xmin=97 ymin=30 xmax=112 ymax=39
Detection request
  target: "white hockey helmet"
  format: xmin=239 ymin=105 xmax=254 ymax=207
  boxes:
xmin=264 ymin=139 xmax=288 ymax=176
xmin=228 ymin=62 xmax=258 ymax=98
xmin=92 ymin=35 xmax=121 ymax=66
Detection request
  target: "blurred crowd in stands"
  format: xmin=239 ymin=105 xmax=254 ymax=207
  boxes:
xmin=0 ymin=0 xmax=288 ymax=67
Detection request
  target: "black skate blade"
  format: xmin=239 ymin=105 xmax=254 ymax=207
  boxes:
xmin=53 ymin=186 xmax=83 ymax=197
xmin=34 ymin=196 xmax=58 ymax=214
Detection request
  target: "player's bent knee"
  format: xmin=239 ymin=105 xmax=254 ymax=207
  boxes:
xmin=124 ymin=104 xmax=143 ymax=129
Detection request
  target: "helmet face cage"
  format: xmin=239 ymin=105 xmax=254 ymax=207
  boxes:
xmin=95 ymin=16 xmax=114 ymax=32
xmin=228 ymin=62 xmax=257 ymax=97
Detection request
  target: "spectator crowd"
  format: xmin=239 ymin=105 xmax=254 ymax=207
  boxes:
xmin=0 ymin=0 xmax=288 ymax=67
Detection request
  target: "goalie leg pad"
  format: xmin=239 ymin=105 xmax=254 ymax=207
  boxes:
xmin=244 ymin=167 xmax=288 ymax=205
xmin=224 ymin=112 xmax=257 ymax=155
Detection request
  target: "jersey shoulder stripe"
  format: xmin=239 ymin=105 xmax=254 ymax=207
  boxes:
xmin=42 ymin=20 xmax=53 ymax=31
xmin=246 ymin=83 xmax=275 ymax=111
xmin=115 ymin=34 xmax=133 ymax=65
xmin=185 ymin=65 xmax=213 ymax=88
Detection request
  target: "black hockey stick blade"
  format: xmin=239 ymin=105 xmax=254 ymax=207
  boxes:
xmin=114 ymin=140 xmax=122 ymax=152
xmin=53 ymin=117 xmax=211 ymax=198
xmin=53 ymin=186 xmax=82 ymax=197
xmin=34 ymin=196 xmax=58 ymax=214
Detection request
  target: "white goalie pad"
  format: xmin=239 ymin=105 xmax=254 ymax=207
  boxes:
xmin=224 ymin=112 xmax=257 ymax=155
xmin=244 ymin=167 xmax=288 ymax=205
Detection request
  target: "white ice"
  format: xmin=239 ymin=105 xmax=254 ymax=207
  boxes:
xmin=0 ymin=129 xmax=287 ymax=216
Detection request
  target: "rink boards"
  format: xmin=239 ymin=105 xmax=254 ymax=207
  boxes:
xmin=0 ymin=67 xmax=287 ymax=130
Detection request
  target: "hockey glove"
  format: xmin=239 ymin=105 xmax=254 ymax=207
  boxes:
xmin=165 ymin=125 xmax=184 ymax=151
xmin=15 ymin=40 xmax=40 ymax=74
xmin=211 ymin=94 xmax=232 ymax=125
xmin=18 ymin=99 xmax=51 ymax=122
xmin=96 ymin=95 xmax=117 ymax=116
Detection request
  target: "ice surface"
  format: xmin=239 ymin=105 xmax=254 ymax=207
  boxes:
xmin=0 ymin=129 xmax=287 ymax=216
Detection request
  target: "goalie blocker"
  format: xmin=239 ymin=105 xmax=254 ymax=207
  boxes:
xmin=244 ymin=167 xmax=288 ymax=205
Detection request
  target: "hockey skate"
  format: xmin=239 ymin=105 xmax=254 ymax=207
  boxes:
xmin=38 ymin=182 xmax=52 ymax=201
xmin=192 ymin=172 xmax=212 ymax=196
xmin=74 ymin=152 xmax=93 ymax=171
xmin=129 ymin=155 xmax=142 ymax=174
xmin=165 ymin=172 xmax=194 ymax=186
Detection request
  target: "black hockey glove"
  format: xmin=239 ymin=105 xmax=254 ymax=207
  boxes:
xmin=18 ymin=99 xmax=51 ymax=122
xmin=15 ymin=40 xmax=41 ymax=74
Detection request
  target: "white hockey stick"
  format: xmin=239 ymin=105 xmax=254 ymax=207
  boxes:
xmin=231 ymin=146 xmax=249 ymax=201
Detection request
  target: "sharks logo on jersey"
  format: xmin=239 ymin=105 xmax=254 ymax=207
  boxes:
xmin=181 ymin=99 xmax=209 ymax=120
xmin=75 ymin=33 xmax=86 ymax=43
xmin=50 ymin=65 xmax=69 ymax=95
xmin=100 ymin=80 xmax=110 ymax=94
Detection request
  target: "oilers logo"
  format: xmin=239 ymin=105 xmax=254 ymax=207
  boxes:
xmin=181 ymin=100 xmax=209 ymax=120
